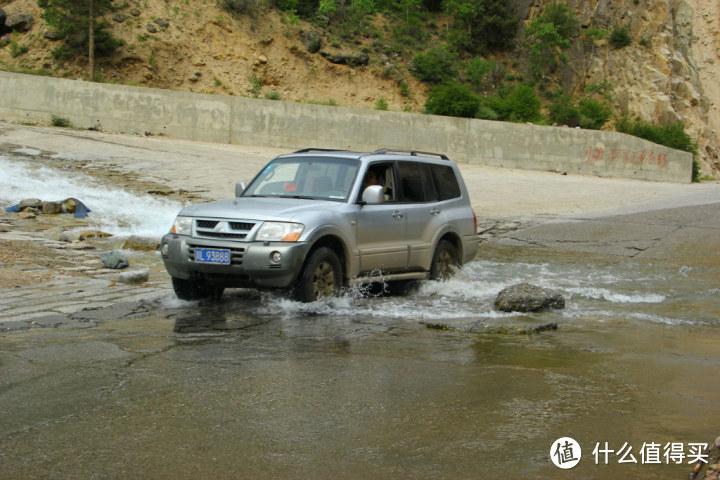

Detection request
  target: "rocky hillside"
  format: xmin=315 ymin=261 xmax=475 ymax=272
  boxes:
xmin=550 ymin=0 xmax=719 ymax=176
xmin=0 ymin=0 xmax=718 ymax=175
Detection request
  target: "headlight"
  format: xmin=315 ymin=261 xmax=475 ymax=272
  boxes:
xmin=170 ymin=216 xmax=192 ymax=235
xmin=256 ymin=222 xmax=304 ymax=242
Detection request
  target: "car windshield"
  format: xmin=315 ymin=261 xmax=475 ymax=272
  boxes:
xmin=243 ymin=156 xmax=360 ymax=202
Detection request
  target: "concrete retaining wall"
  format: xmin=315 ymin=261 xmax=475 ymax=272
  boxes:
xmin=0 ymin=71 xmax=693 ymax=182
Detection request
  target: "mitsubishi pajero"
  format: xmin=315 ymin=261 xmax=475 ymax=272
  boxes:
xmin=161 ymin=148 xmax=478 ymax=302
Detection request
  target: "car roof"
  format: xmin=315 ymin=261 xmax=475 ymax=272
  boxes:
xmin=277 ymin=148 xmax=453 ymax=164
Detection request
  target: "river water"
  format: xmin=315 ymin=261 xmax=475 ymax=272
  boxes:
xmin=1 ymin=154 xmax=719 ymax=479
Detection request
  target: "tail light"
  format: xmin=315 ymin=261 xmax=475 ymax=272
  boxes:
xmin=473 ymin=209 xmax=478 ymax=235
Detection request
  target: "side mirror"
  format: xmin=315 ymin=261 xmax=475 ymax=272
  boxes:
xmin=235 ymin=181 xmax=246 ymax=197
xmin=361 ymin=185 xmax=384 ymax=205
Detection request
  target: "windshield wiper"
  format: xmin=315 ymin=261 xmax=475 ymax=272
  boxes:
xmin=280 ymin=195 xmax=321 ymax=200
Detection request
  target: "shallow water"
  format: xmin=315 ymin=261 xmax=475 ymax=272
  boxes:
xmin=1 ymin=154 xmax=719 ymax=478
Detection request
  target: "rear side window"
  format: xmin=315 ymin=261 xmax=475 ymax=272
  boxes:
xmin=430 ymin=164 xmax=461 ymax=200
xmin=397 ymin=162 xmax=437 ymax=203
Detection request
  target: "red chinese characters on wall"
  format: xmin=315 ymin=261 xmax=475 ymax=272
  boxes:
xmin=584 ymin=147 xmax=668 ymax=168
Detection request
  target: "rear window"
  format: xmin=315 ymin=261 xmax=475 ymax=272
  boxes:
xmin=430 ymin=164 xmax=461 ymax=200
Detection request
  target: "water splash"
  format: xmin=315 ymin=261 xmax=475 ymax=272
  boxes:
xmin=0 ymin=156 xmax=185 ymax=238
xmin=564 ymin=287 xmax=665 ymax=304
xmin=3 ymin=154 xmax=712 ymax=328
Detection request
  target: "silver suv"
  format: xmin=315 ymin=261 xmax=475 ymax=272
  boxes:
xmin=161 ymin=148 xmax=478 ymax=302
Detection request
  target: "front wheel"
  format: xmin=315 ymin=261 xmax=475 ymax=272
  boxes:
xmin=294 ymin=247 xmax=343 ymax=302
xmin=171 ymin=277 xmax=224 ymax=301
xmin=429 ymin=240 xmax=460 ymax=280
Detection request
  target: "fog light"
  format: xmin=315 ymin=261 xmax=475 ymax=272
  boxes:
xmin=161 ymin=243 xmax=169 ymax=256
xmin=270 ymin=251 xmax=282 ymax=263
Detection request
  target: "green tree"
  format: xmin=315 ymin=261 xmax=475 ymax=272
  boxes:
xmin=38 ymin=0 xmax=122 ymax=81
xmin=524 ymin=19 xmax=570 ymax=80
xmin=444 ymin=0 xmax=517 ymax=53
xmin=523 ymin=2 xmax=576 ymax=80
xmin=539 ymin=1 xmax=577 ymax=39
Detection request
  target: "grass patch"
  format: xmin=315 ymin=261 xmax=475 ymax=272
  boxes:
xmin=50 ymin=115 xmax=71 ymax=128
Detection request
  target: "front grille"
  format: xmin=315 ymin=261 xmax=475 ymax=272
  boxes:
xmin=196 ymin=220 xmax=219 ymax=229
xmin=201 ymin=232 xmax=248 ymax=239
xmin=187 ymin=244 xmax=246 ymax=265
xmin=230 ymin=222 xmax=255 ymax=230
xmin=194 ymin=218 xmax=256 ymax=240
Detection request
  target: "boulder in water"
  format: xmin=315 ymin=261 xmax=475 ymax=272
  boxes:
xmin=494 ymin=283 xmax=565 ymax=313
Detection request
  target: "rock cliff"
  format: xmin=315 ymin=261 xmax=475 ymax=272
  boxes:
xmin=519 ymin=0 xmax=718 ymax=174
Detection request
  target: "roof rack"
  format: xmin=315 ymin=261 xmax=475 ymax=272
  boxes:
xmin=293 ymin=148 xmax=348 ymax=153
xmin=371 ymin=148 xmax=449 ymax=160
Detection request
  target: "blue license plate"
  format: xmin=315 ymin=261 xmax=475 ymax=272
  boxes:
xmin=194 ymin=248 xmax=231 ymax=265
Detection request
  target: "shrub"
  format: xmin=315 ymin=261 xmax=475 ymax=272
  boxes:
xmin=424 ymin=82 xmax=480 ymax=118
xmin=486 ymin=84 xmax=542 ymax=123
xmin=466 ymin=58 xmax=492 ymax=90
xmin=375 ymin=97 xmax=389 ymax=110
xmin=540 ymin=1 xmax=577 ymax=40
xmin=609 ymin=26 xmax=631 ymax=48
xmin=250 ymin=75 xmax=263 ymax=97
xmin=352 ymin=0 xmax=376 ymax=14
xmin=51 ymin=115 xmax=71 ymax=127
xmin=9 ymin=41 xmax=29 ymax=58
xmin=548 ymin=91 xmax=580 ymax=126
xmin=476 ymin=104 xmax=499 ymax=120
xmin=411 ymin=46 xmax=459 ymax=84
xmin=583 ymin=28 xmax=607 ymax=41
xmin=616 ymin=117 xmax=699 ymax=181
xmin=444 ymin=0 xmax=518 ymax=53
xmin=317 ymin=0 xmax=337 ymax=17
xmin=221 ymin=0 xmax=251 ymax=15
xmin=577 ymin=98 xmax=611 ymax=130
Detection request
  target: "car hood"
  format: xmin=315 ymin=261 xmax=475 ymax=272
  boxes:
xmin=180 ymin=197 xmax=341 ymax=222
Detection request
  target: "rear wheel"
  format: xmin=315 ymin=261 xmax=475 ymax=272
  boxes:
xmin=429 ymin=240 xmax=459 ymax=280
xmin=171 ymin=277 xmax=224 ymax=301
xmin=294 ymin=247 xmax=342 ymax=302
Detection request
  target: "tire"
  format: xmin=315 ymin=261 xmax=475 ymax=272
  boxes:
xmin=294 ymin=247 xmax=343 ymax=302
xmin=429 ymin=239 xmax=460 ymax=280
xmin=171 ymin=277 xmax=224 ymax=301
xmin=386 ymin=279 xmax=420 ymax=296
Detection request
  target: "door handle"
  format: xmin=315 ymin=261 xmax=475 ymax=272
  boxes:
xmin=430 ymin=208 xmax=441 ymax=216
xmin=392 ymin=211 xmax=404 ymax=219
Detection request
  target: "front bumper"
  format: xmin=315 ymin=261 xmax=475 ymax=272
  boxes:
xmin=161 ymin=234 xmax=312 ymax=289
